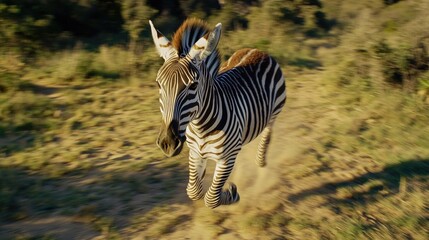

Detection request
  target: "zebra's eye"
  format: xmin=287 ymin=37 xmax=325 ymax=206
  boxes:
xmin=189 ymin=82 xmax=198 ymax=90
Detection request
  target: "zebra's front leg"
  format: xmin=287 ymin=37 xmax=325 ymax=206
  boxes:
xmin=186 ymin=150 xmax=207 ymax=201
xmin=204 ymin=158 xmax=239 ymax=209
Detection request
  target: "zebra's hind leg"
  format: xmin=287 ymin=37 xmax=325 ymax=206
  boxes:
xmin=256 ymin=120 xmax=275 ymax=167
xmin=204 ymin=159 xmax=239 ymax=209
xmin=186 ymin=150 xmax=207 ymax=201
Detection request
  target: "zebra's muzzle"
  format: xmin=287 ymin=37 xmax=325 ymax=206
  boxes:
xmin=156 ymin=121 xmax=185 ymax=157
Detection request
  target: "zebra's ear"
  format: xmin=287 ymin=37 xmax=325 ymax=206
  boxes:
xmin=149 ymin=20 xmax=177 ymax=60
xmin=189 ymin=23 xmax=222 ymax=64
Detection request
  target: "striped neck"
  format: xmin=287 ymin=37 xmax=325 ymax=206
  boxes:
xmin=192 ymin=63 xmax=220 ymax=125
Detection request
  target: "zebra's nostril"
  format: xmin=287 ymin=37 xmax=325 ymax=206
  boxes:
xmin=159 ymin=140 xmax=166 ymax=151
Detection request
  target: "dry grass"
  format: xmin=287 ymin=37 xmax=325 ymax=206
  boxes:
xmin=1 ymin=1 xmax=429 ymax=239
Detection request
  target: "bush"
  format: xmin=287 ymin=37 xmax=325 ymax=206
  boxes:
xmin=90 ymin=45 xmax=130 ymax=80
xmin=374 ymin=40 xmax=429 ymax=91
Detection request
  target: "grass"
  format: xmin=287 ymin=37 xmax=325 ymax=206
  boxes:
xmin=1 ymin=1 xmax=429 ymax=239
xmin=0 ymin=68 xmax=427 ymax=240
xmin=0 ymin=55 xmax=188 ymax=238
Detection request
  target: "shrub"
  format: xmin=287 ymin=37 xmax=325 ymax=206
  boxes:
xmin=374 ymin=40 xmax=429 ymax=91
xmin=90 ymin=45 xmax=130 ymax=79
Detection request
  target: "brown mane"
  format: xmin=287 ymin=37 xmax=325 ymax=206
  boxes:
xmin=220 ymin=48 xmax=268 ymax=73
xmin=172 ymin=18 xmax=211 ymax=56
xmin=171 ymin=18 xmax=221 ymax=77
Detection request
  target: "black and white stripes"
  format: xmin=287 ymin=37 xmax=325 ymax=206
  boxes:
xmin=150 ymin=19 xmax=286 ymax=208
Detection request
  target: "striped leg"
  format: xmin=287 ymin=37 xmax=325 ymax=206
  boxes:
xmin=256 ymin=120 xmax=275 ymax=167
xmin=204 ymin=158 xmax=240 ymax=209
xmin=186 ymin=150 xmax=207 ymax=201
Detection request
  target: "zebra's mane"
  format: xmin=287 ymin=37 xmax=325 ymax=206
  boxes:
xmin=172 ymin=18 xmax=221 ymax=78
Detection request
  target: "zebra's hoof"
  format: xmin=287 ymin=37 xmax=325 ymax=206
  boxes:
xmin=229 ymin=183 xmax=240 ymax=203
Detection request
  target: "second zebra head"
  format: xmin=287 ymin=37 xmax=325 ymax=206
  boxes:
xmin=149 ymin=20 xmax=222 ymax=157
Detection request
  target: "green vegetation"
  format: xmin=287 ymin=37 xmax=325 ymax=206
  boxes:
xmin=1 ymin=0 xmax=428 ymax=239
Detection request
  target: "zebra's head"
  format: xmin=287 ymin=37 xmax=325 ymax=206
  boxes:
xmin=149 ymin=20 xmax=222 ymax=157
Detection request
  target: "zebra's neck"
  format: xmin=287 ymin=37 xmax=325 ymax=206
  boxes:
xmin=192 ymin=67 xmax=221 ymax=126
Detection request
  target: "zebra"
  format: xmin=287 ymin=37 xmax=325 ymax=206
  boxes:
xmin=149 ymin=18 xmax=286 ymax=209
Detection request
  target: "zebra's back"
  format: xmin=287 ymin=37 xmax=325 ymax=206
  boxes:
xmin=216 ymin=48 xmax=286 ymax=145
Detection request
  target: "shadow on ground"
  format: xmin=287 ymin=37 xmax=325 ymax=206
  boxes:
xmin=0 ymin=154 xmax=189 ymax=239
xmin=288 ymin=158 xmax=429 ymax=205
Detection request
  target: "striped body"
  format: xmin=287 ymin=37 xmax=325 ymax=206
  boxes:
xmin=187 ymin=48 xmax=285 ymax=158
xmin=150 ymin=19 xmax=286 ymax=208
